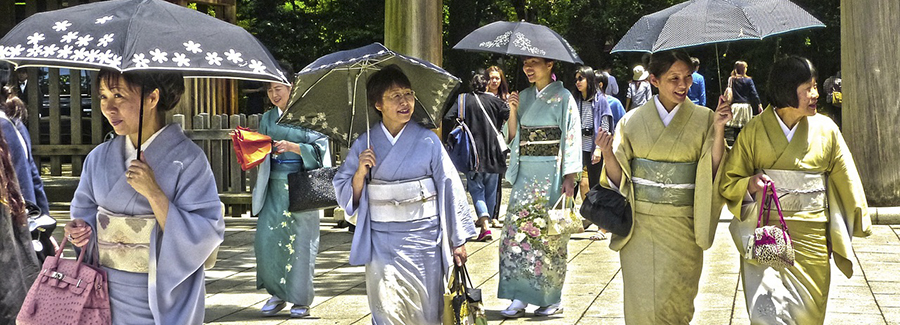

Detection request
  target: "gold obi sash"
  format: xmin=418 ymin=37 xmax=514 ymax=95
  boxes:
xmin=631 ymin=158 xmax=697 ymax=207
xmin=762 ymin=169 xmax=827 ymax=214
xmin=96 ymin=207 xmax=155 ymax=273
xmin=367 ymin=178 xmax=438 ymax=223
xmin=520 ymin=126 xmax=561 ymax=156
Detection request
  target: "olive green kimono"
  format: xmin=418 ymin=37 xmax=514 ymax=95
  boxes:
xmin=599 ymin=98 xmax=725 ymax=324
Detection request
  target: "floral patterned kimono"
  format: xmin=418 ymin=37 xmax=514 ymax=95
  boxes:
xmin=499 ymin=81 xmax=581 ymax=307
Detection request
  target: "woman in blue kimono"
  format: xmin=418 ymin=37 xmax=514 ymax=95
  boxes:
xmin=252 ymin=63 xmax=328 ymax=318
xmin=64 ymin=70 xmax=224 ymax=325
xmin=499 ymin=56 xmax=581 ymax=318
xmin=333 ymin=65 xmax=476 ymax=324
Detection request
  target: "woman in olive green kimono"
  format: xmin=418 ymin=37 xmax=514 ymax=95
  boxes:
xmin=720 ymin=56 xmax=871 ymax=324
xmin=498 ymin=56 xmax=581 ymax=318
xmin=595 ymin=50 xmax=732 ymax=324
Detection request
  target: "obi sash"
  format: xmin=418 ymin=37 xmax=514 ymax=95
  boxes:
xmin=631 ymin=158 xmax=697 ymax=207
xmin=367 ymin=178 xmax=438 ymax=223
xmin=520 ymin=126 xmax=561 ymax=156
xmin=96 ymin=207 xmax=155 ymax=273
xmin=762 ymin=169 xmax=827 ymax=213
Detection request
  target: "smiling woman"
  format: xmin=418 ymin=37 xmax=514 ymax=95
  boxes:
xmin=595 ymin=50 xmax=731 ymax=324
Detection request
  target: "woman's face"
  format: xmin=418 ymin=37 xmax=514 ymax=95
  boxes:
xmin=487 ymin=71 xmax=502 ymax=93
xmin=522 ymin=57 xmax=552 ymax=84
xmin=99 ymin=76 xmax=157 ymax=137
xmin=795 ymin=78 xmax=819 ymax=115
xmin=268 ymin=83 xmax=291 ymax=110
xmin=575 ymin=73 xmax=587 ymax=94
xmin=376 ymin=84 xmax=415 ymax=126
xmin=649 ymin=60 xmax=693 ymax=108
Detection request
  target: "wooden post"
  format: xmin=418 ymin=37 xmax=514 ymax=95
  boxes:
xmin=842 ymin=0 xmax=900 ymax=206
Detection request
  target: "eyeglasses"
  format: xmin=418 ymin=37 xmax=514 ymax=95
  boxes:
xmin=575 ymin=76 xmax=585 ymax=82
xmin=383 ymin=90 xmax=416 ymax=104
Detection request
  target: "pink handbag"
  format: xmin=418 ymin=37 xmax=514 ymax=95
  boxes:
xmin=17 ymin=236 xmax=111 ymax=325
xmin=751 ymin=181 xmax=795 ymax=270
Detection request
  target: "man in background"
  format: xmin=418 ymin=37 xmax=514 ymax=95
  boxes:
xmin=688 ymin=57 xmax=706 ymax=107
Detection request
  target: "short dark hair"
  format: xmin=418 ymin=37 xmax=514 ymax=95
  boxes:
xmin=470 ymin=73 xmax=487 ymax=93
xmin=573 ymin=66 xmax=597 ymax=100
xmin=645 ymin=50 xmax=693 ymax=79
xmin=690 ymin=57 xmax=700 ymax=69
xmin=595 ymin=70 xmax=609 ymax=92
xmin=97 ymin=69 xmax=185 ymax=112
xmin=366 ymin=64 xmax=411 ymax=117
xmin=766 ymin=56 xmax=818 ymax=108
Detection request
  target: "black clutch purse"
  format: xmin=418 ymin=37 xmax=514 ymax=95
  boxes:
xmin=287 ymin=167 xmax=339 ymax=212
xmin=579 ymin=183 xmax=633 ymax=237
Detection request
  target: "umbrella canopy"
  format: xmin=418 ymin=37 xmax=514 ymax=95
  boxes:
xmin=611 ymin=0 xmax=825 ymax=53
xmin=453 ymin=21 xmax=583 ymax=64
xmin=0 ymin=0 xmax=287 ymax=84
xmin=277 ymin=43 xmax=460 ymax=146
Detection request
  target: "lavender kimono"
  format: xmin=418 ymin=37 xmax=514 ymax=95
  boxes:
xmin=71 ymin=124 xmax=224 ymax=325
xmin=334 ymin=122 xmax=476 ymax=324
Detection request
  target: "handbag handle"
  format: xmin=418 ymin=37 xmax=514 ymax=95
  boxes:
xmin=756 ymin=180 xmax=792 ymax=244
xmin=55 ymin=234 xmax=99 ymax=267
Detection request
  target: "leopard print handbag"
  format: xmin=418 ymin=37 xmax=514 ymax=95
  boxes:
xmin=751 ymin=181 xmax=795 ymax=270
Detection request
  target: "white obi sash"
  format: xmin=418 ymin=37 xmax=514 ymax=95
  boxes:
xmin=367 ymin=178 xmax=438 ymax=223
xmin=96 ymin=207 xmax=155 ymax=273
xmin=763 ymin=169 xmax=827 ymax=213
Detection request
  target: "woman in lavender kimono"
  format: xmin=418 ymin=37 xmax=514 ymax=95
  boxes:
xmin=333 ymin=65 xmax=476 ymax=325
xmin=252 ymin=63 xmax=328 ymax=318
xmin=64 ymin=70 xmax=224 ymax=325
xmin=499 ymin=56 xmax=581 ymax=318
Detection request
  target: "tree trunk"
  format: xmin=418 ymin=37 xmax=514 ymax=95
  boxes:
xmin=842 ymin=0 xmax=900 ymax=206
xmin=384 ymin=0 xmax=443 ymax=66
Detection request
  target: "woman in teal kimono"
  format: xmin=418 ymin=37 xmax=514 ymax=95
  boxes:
xmin=252 ymin=66 xmax=329 ymax=318
xmin=498 ymin=56 xmax=581 ymax=318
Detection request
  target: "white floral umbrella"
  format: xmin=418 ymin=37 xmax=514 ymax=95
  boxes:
xmin=0 ymin=0 xmax=287 ymax=84
xmin=452 ymin=21 xmax=583 ymax=64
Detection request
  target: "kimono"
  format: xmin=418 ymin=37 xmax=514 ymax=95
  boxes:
xmin=720 ymin=107 xmax=871 ymax=324
xmin=599 ymin=98 xmax=725 ymax=324
xmin=333 ymin=122 xmax=476 ymax=325
xmin=251 ymin=108 xmax=329 ymax=306
xmin=0 ymin=204 xmax=39 ymax=325
xmin=71 ymin=124 xmax=224 ymax=325
xmin=499 ymin=81 xmax=581 ymax=307
xmin=0 ymin=112 xmax=49 ymax=216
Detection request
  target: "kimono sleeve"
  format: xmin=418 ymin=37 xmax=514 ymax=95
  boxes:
xmin=827 ymin=129 xmax=871 ymax=237
xmin=560 ymin=95 xmax=582 ymax=177
xmin=430 ymin=136 xmax=477 ymax=248
xmin=719 ymin=123 xmax=757 ymax=219
xmin=333 ymin=136 xmax=367 ymax=216
xmin=71 ymin=144 xmax=101 ymax=228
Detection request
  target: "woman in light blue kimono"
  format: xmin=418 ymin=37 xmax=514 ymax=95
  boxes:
xmin=64 ymin=70 xmax=224 ymax=325
xmin=333 ymin=65 xmax=476 ymax=325
xmin=252 ymin=65 xmax=329 ymax=318
xmin=499 ymin=56 xmax=581 ymax=318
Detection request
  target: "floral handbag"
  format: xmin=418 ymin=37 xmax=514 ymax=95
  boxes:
xmin=751 ymin=181 xmax=795 ymax=270
xmin=547 ymin=195 xmax=584 ymax=236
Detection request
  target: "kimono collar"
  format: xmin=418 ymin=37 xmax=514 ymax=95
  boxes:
xmin=380 ymin=122 xmax=408 ymax=145
xmin=652 ymin=95 xmax=682 ymax=127
xmin=773 ymin=108 xmax=799 ymax=142
xmin=125 ymin=124 xmax=169 ymax=166
xmin=534 ymin=81 xmax=565 ymax=103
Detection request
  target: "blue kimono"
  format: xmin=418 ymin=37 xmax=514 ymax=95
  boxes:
xmin=71 ymin=124 xmax=224 ymax=325
xmin=333 ymin=122 xmax=476 ymax=324
xmin=0 ymin=112 xmax=49 ymax=216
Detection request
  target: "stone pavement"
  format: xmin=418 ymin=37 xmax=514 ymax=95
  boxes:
xmin=195 ymin=212 xmax=900 ymax=324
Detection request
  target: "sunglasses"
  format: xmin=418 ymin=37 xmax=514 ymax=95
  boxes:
xmin=575 ymin=76 xmax=585 ymax=82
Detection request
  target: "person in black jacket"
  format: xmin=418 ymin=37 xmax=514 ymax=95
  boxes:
xmin=444 ymin=73 xmax=510 ymax=241
xmin=725 ymin=60 xmax=763 ymax=145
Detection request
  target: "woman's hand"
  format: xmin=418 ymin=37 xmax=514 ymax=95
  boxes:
xmin=714 ymin=94 xmax=734 ymax=130
xmin=274 ymin=140 xmax=300 ymax=155
xmin=355 ymin=147 xmax=376 ymax=178
xmin=562 ymin=173 xmax=576 ymax=197
xmin=453 ymin=244 xmax=468 ymax=266
xmin=507 ymin=91 xmax=519 ymax=112
xmin=64 ymin=219 xmax=92 ymax=248
xmin=127 ymin=153 xmax=163 ymax=200
xmin=591 ymin=147 xmax=602 ymax=164
xmin=747 ymin=172 xmax=773 ymax=196
xmin=594 ymin=130 xmax=614 ymax=154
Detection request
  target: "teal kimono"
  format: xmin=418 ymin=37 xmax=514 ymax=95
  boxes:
xmin=498 ymin=81 xmax=582 ymax=307
xmin=251 ymin=108 xmax=329 ymax=306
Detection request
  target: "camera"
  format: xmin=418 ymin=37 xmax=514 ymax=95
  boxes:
xmin=582 ymin=127 xmax=593 ymax=136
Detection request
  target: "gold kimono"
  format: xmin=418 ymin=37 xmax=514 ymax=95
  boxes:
xmin=599 ymin=99 xmax=725 ymax=324
xmin=720 ymin=107 xmax=871 ymax=324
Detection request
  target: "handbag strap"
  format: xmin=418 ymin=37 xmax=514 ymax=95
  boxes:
xmin=757 ymin=181 xmax=792 ymax=242
xmin=472 ymin=93 xmax=505 ymax=141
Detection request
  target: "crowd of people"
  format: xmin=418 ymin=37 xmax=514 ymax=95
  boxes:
xmin=0 ymin=41 xmax=867 ymax=325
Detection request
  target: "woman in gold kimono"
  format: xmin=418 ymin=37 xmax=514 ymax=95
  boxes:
xmin=720 ymin=56 xmax=871 ymax=324
xmin=595 ymin=50 xmax=732 ymax=324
